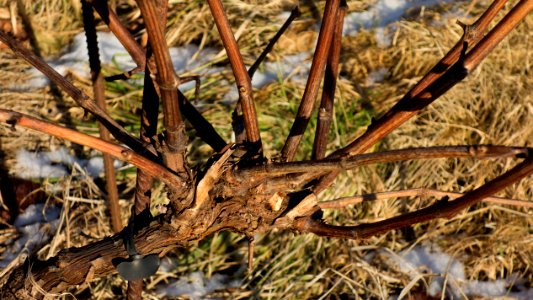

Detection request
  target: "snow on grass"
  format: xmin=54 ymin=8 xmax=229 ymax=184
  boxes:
xmin=344 ymin=0 xmax=447 ymax=34
xmin=343 ymin=0 xmax=452 ymax=46
xmin=13 ymin=147 xmax=123 ymax=179
xmin=16 ymin=27 xmax=312 ymax=102
xmin=13 ymin=2 xmax=460 ymax=96
xmin=384 ymin=245 xmax=533 ymax=299
xmin=367 ymin=67 xmax=389 ymax=85
xmin=20 ymin=32 xmax=218 ymax=91
xmin=223 ymin=52 xmax=312 ymax=103
xmin=156 ymin=271 xmax=240 ymax=300
xmin=12 ymin=203 xmax=61 ymax=227
xmin=0 ymin=203 xmax=61 ymax=268
xmin=240 ymin=0 xmax=453 ymax=98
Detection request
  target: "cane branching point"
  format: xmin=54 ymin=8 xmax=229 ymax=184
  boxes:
xmin=0 ymin=0 xmax=531 ymax=298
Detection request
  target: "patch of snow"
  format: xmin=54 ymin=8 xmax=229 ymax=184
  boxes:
xmin=374 ymin=27 xmax=392 ymax=47
xmin=272 ymin=52 xmax=313 ymax=83
xmin=343 ymin=0 xmax=452 ymax=46
xmin=169 ymin=45 xmax=217 ymax=73
xmin=156 ymin=271 xmax=241 ymax=300
xmin=13 ymin=203 xmax=60 ymax=227
xmin=367 ymin=67 xmax=389 ymax=85
xmin=0 ymin=203 xmax=61 ymax=268
xmin=19 ymin=32 xmax=219 ymax=91
xmin=18 ymin=28 xmax=311 ymax=101
xmin=384 ymin=245 xmax=533 ymax=299
xmin=344 ymin=0 xmax=446 ymax=34
xmin=462 ymin=279 xmax=507 ymax=297
xmin=14 ymin=149 xmax=70 ymax=178
xmin=158 ymin=257 xmax=179 ymax=273
xmin=222 ymin=85 xmax=239 ymax=104
xmin=13 ymin=147 xmax=123 ymax=179
xmin=84 ymin=156 xmax=123 ymax=177
xmin=223 ymin=52 xmax=312 ymax=103
xmin=23 ymin=32 xmax=131 ymax=89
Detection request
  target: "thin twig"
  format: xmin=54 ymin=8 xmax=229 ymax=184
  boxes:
xmin=319 ymin=188 xmax=533 ymax=209
xmin=132 ymin=0 xmax=169 ymax=216
xmin=238 ymin=145 xmax=530 ymax=177
xmin=312 ymin=0 xmax=347 ymax=160
xmin=130 ymin=2 xmax=170 ymax=296
xmin=247 ymin=6 xmax=301 ymax=78
xmin=463 ymin=0 xmax=532 ymax=71
xmin=294 ymin=156 xmax=533 ymax=239
xmin=0 ymin=30 xmax=155 ymax=160
xmin=14 ymin=0 xmax=41 ymax=57
xmin=406 ymin=0 xmax=508 ymax=103
xmin=81 ymin=0 xmax=122 ymax=233
xmin=207 ymin=0 xmax=262 ymax=153
xmin=133 ymin=60 xmax=159 ymax=215
xmin=127 ymin=280 xmax=143 ymax=300
xmin=331 ymin=0 xmax=511 ymax=158
xmin=0 ymin=109 xmax=185 ymax=189
xmin=88 ymin=0 xmax=145 ymax=68
xmin=248 ymin=236 xmax=254 ymax=273
xmin=88 ymin=2 xmax=226 ymax=152
xmin=136 ymin=0 xmax=187 ymax=173
xmin=233 ymin=5 xmax=301 ymax=145
xmin=314 ymin=0 xmax=528 ymax=193
xmin=281 ymin=0 xmax=341 ymax=162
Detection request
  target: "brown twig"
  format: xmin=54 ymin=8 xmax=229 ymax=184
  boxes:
xmin=88 ymin=1 xmax=226 ymax=152
xmin=133 ymin=61 xmax=159 ymax=216
xmin=233 ymin=5 xmax=301 ymax=145
xmin=0 ymin=109 xmax=185 ymax=189
xmin=0 ymin=30 xmax=155 ymax=160
xmin=312 ymin=0 xmax=347 ymax=160
xmin=130 ymin=2 xmax=169 ymax=297
xmin=14 ymin=0 xmax=41 ymax=57
xmin=463 ymin=0 xmax=532 ymax=71
xmin=247 ymin=6 xmax=301 ymax=78
xmin=207 ymin=0 xmax=262 ymax=153
xmin=248 ymin=237 xmax=254 ymax=273
xmin=127 ymin=280 xmax=143 ymax=300
xmin=314 ymin=0 xmax=529 ymax=192
xmin=135 ymin=0 xmax=187 ymax=173
xmin=405 ymin=0 xmax=508 ymax=104
xmin=88 ymin=0 xmax=146 ymax=68
xmin=238 ymin=145 xmax=530 ymax=177
xmin=319 ymin=188 xmax=533 ymax=209
xmin=131 ymin=0 xmax=169 ymax=217
xmin=293 ymin=156 xmax=533 ymax=239
xmin=281 ymin=0 xmax=340 ymax=162
xmin=331 ymin=0 xmax=511 ymax=158
xmin=232 ymin=6 xmax=300 ymax=144
xmin=81 ymin=0 xmax=122 ymax=234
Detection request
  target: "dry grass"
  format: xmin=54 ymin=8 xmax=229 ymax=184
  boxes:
xmin=0 ymin=0 xmax=531 ymax=299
